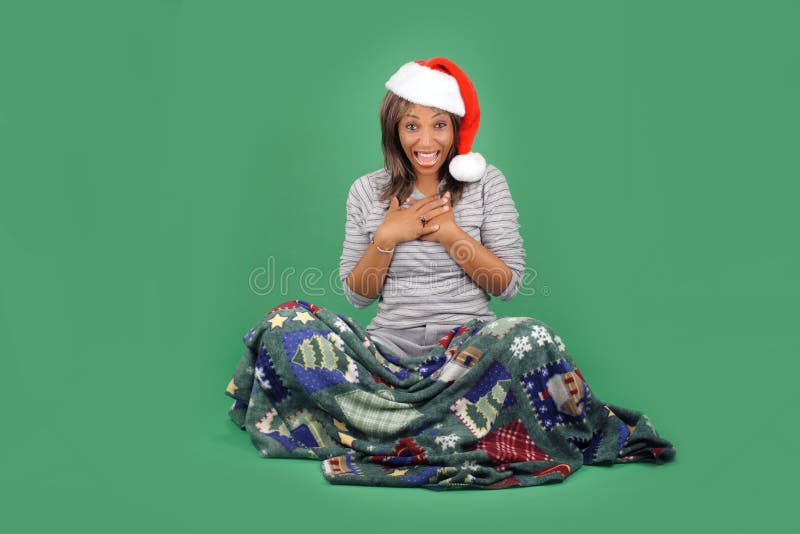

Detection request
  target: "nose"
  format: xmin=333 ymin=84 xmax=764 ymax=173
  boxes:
xmin=419 ymin=126 xmax=433 ymax=146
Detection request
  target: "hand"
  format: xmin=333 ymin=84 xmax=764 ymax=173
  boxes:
xmin=374 ymin=194 xmax=447 ymax=246
xmin=416 ymin=191 xmax=459 ymax=243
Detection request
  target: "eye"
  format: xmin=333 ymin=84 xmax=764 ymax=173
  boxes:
xmin=435 ymin=122 xmax=448 ymax=129
xmin=405 ymin=123 xmax=418 ymax=131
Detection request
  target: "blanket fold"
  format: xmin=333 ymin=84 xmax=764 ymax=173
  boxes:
xmin=225 ymin=299 xmax=675 ymax=490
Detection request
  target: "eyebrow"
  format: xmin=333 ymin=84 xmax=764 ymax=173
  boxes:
xmin=404 ymin=112 xmax=448 ymax=119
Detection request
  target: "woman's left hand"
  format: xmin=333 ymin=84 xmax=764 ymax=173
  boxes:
xmin=414 ymin=192 xmax=460 ymax=243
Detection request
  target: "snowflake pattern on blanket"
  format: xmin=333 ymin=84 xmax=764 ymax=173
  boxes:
xmin=225 ymin=299 xmax=675 ymax=490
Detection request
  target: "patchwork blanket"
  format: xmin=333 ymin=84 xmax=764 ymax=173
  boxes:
xmin=225 ymin=299 xmax=675 ymax=490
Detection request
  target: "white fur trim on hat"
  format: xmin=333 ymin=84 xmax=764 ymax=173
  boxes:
xmin=449 ymin=152 xmax=486 ymax=182
xmin=385 ymin=62 xmax=466 ymax=116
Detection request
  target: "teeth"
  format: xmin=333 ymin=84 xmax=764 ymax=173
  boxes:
xmin=415 ymin=151 xmax=440 ymax=165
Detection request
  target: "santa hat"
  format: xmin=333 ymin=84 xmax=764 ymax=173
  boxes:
xmin=385 ymin=57 xmax=486 ymax=182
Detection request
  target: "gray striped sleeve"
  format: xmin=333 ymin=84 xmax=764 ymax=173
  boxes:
xmin=481 ymin=168 xmax=526 ymax=301
xmin=339 ymin=177 xmax=377 ymax=308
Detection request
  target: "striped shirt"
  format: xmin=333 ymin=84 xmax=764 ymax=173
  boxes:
xmin=339 ymin=164 xmax=526 ymax=336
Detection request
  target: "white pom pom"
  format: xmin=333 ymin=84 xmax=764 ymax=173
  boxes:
xmin=449 ymin=152 xmax=487 ymax=182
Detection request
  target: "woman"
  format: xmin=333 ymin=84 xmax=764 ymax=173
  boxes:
xmin=225 ymin=57 xmax=675 ymax=490
xmin=341 ymin=57 xmax=525 ymax=361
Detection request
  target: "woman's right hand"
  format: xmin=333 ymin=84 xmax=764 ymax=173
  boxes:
xmin=374 ymin=194 xmax=451 ymax=247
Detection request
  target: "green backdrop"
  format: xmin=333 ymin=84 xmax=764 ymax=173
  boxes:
xmin=1 ymin=0 xmax=796 ymax=531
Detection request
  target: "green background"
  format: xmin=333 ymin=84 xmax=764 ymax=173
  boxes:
xmin=1 ymin=0 xmax=796 ymax=531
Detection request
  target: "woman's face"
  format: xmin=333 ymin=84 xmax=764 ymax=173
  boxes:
xmin=397 ymin=103 xmax=455 ymax=179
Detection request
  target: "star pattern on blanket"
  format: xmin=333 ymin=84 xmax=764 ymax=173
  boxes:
xmin=461 ymin=460 xmax=480 ymax=471
xmin=292 ymin=311 xmax=314 ymax=324
xmin=255 ymin=367 xmax=271 ymax=389
xmin=434 ymin=434 xmax=460 ymax=450
xmin=333 ymin=317 xmax=351 ymax=333
xmin=510 ymin=335 xmax=532 ymax=359
xmin=530 ymin=325 xmax=553 ymax=346
xmin=268 ymin=313 xmax=288 ymax=329
xmin=338 ymin=432 xmax=355 ymax=447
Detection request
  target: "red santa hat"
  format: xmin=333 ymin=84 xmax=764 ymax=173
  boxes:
xmin=385 ymin=57 xmax=487 ymax=182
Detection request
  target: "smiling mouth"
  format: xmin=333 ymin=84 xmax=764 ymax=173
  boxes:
xmin=413 ymin=151 xmax=440 ymax=166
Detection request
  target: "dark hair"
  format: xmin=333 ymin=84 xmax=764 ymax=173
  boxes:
xmin=378 ymin=91 xmax=465 ymax=205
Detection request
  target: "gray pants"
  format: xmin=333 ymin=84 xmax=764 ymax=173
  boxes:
xmin=366 ymin=323 xmax=460 ymax=359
